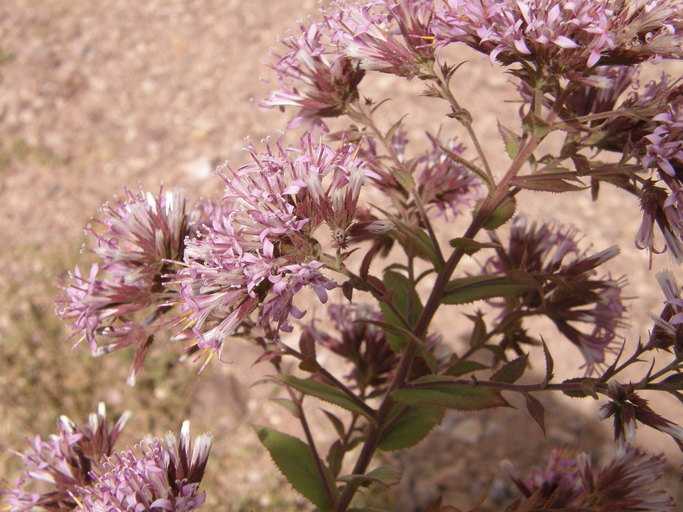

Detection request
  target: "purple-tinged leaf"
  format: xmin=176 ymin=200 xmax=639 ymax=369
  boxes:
xmin=541 ymin=337 xmax=554 ymax=384
xmin=511 ymin=172 xmax=586 ymax=192
xmin=524 ymin=393 xmax=546 ymax=435
xmin=491 ymin=354 xmax=529 ymax=383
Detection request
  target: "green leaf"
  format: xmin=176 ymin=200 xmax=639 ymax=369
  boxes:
xmin=522 ymin=111 xmax=551 ymax=138
xmin=322 ymin=410 xmax=346 ymax=438
xmin=483 ymin=196 xmax=516 ymax=229
xmin=442 ymin=274 xmax=536 ymax=305
xmin=498 ymin=122 xmax=522 ymax=159
xmin=275 ymin=375 xmax=374 ymax=420
xmin=255 ymin=426 xmax=336 ymax=511
xmin=389 ymin=217 xmax=443 ymax=269
xmin=445 ymin=360 xmax=489 ymax=377
xmin=448 ymin=237 xmax=501 ymax=255
xmin=392 ymin=377 xmax=509 ymax=411
xmin=339 ymin=465 xmax=401 ymax=487
xmin=379 ymin=405 xmax=445 ymax=451
xmin=269 ymin=397 xmax=301 ymax=419
xmin=380 ymin=271 xmax=423 ymax=353
xmin=393 ymin=168 xmax=416 ymax=192
xmin=490 ymin=354 xmax=528 ymax=383
xmin=466 ymin=311 xmax=487 ymax=348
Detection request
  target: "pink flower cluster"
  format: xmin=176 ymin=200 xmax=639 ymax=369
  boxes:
xmin=3 ymin=404 xmax=131 ymax=511
xmin=78 ymin=422 xmax=212 ymax=512
xmin=435 ymin=0 xmax=683 ymax=79
xmin=4 ymin=407 xmax=211 ymax=512
xmin=55 ymin=188 xmax=207 ymax=384
xmin=176 ymin=136 xmax=378 ymax=369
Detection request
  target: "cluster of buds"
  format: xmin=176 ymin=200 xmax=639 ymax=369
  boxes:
xmin=504 ymin=445 xmax=675 ymax=511
xmin=361 ymin=128 xmax=484 ymax=221
xmin=302 ymin=303 xmax=439 ymax=394
xmin=598 ymin=380 xmax=683 ymax=450
xmin=485 ymin=216 xmax=626 ymax=374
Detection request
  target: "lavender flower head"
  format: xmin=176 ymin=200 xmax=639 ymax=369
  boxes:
xmin=505 ymin=445 xmax=675 ymax=511
xmin=362 ymin=129 xmax=484 ymax=220
xmin=76 ymin=421 xmax=212 ymax=512
xmin=176 ymin=136 xmax=377 ymax=370
xmin=486 ymin=216 xmax=627 ymax=374
xmin=328 ymin=0 xmax=437 ymax=79
xmin=648 ymin=269 xmax=683 ymax=351
xmin=55 ymin=187 xmax=205 ymax=385
xmin=599 ymin=380 xmax=683 ymax=450
xmin=3 ymin=403 xmax=131 ymax=512
xmin=262 ymin=18 xmax=365 ymax=127
xmin=434 ymin=0 xmax=683 ymax=83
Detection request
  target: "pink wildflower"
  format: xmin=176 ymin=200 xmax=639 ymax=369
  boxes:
xmin=176 ymin=137 xmax=375 ymax=369
xmin=262 ymin=19 xmax=365 ymax=127
xmin=55 ymin=188 xmax=209 ymax=385
xmin=435 ymin=0 xmax=683 ymax=81
xmin=76 ymin=422 xmax=212 ymax=512
xmin=3 ymin=404 xmax=131 ymax=512
xmin=329 ymin=0 xmax=437 ymax=79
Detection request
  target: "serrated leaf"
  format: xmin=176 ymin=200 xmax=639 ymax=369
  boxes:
xmin=466 ymin=311 xmax=487 ymax=348
xmin=511 ymin=173 xmax=586 ymax=192
xmin=448 ymin=237 xmax=501 ymax=255
xmin=387 ymin=216 xmax=442 ymax=269
xmin=380 ymin=271 xmax=423 ymax=353
xmin=483 ymin=196 xmax=516 ymax=229
xmin=322 ymin=410 xmax=346 ymax=438
xmin=394 ymin=168 xmax=416 ymax=192
xmin=442 ymin=274 xmax=536 ymax=305
xmin=270 ymin=397 xmax=301 ymax=419
xmin=524 ymin=393 xmax=546 ymax=435
xmin=491 ymin=354 xmax=528 ymax=383
xmin=379 ymin=405 xmax=445 ymax=451
xmin=275 ymin=375 xmax=374 ymax=420
xmin=498 ymin=122 xmax=522 ymax=159
xmin=340 ymin=465 xmax=401 ymax=488
xmin=255 ymin=426 xmax=335 ymax=511
xmin=445 ymin=359 xmax=489 ymax=377
xmin=392 ymin=377 xmax=509 ymax=411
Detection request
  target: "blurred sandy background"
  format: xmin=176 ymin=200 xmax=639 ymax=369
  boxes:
xmin=0 ymin=1 xmax=681 ymax=510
